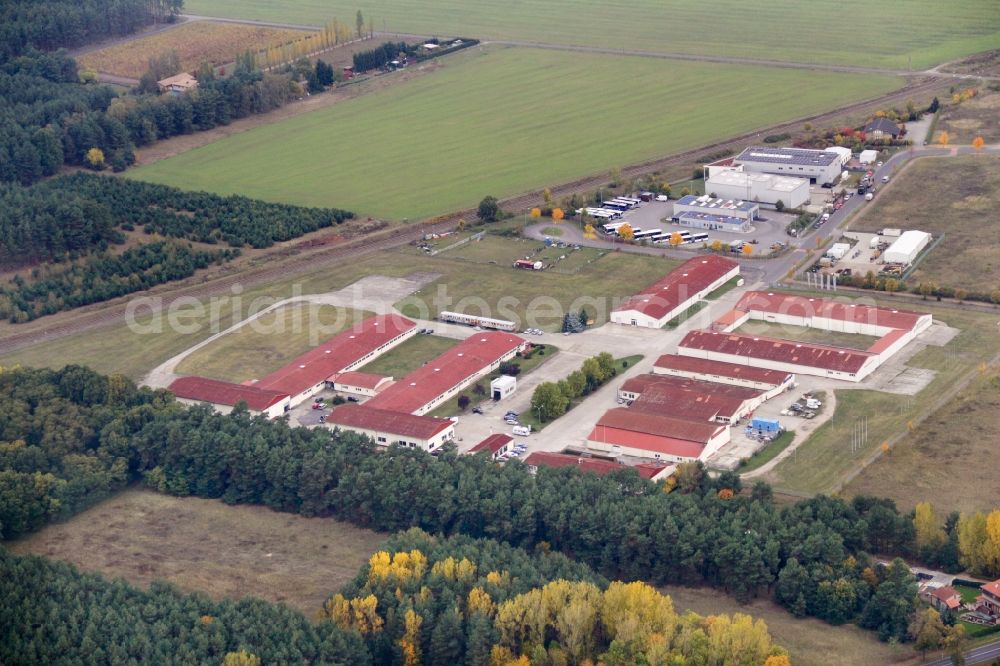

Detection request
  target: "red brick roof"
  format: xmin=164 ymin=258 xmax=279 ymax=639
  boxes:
xmin=930 ymin=586 xmax=961 ymax=610
xmin=621 ymin=374 xmax=762 ymax=421
xmin=365 ymin=332 xmax=524 ymax=414
xmin=613 ymin=255 xmax=738 ymax=321
xmin=333 ymin=371 xmax=391 ymax=390
xmin=592 ymin=408 xmax=724 ymax=443
xmin=469 ymin=433 xmax=513 ymax=455
xmin=524 ymin=451 xmax=666 ymax=479
xmin=325 ymin=404 xmax=453 ymax=440
xmin=169 ymin=376 xmax=288 ymax=412
xmin=679 ymin=329 xmax=874 ymax=374
xmin=255 ymin=315 xmax=415 ymax=396
xmin=655 ymin=353 xmax=792 ymax=387
xmin=734 ymin=291 xmax=928 ymax=331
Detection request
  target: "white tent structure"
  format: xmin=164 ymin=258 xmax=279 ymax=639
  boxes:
xmin=859 ymin=149 xmax=878 ymax=164
xmin=884 ymin=231 xmax=931 ymax=265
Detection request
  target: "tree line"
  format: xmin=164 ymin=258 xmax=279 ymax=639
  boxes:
xmin=0 ymin=0 xmax=180 ymax=64
xmin=0 ymin=241 xmax=238 ymax=322
xmin=530 ymin=352 xmax=621 ymax=423
xmin=3 ymin=365 xmax=998 ymax=645
xmin=0 ymin=173 xmax=353 ymax=266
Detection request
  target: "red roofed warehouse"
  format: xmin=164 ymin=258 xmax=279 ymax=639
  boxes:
xmin=618 ymin=374 xmax=766 ymax=424
xmin=169 ymin=376 xmax=290 ymax=419
xmin=678 ymin=329 xmax=880 ymax=382
xmin=324 ymin=404 xmax=455 ymax=452
xmin=653 ymin=353 xmax=794 ymax=398
xmin=611 ymin=255 xmax=739 ymax=328
xmin=366 ymin=332 xmax=526 ymax=415
xmin=255 ymin=314 xmax=417 ymax=406
xmin=587 ymin=408 xmax=730 ymax=462
xmin=732 ymin=291 xmax=932 ymax=337
xmin=524 ymin=451 xmax=674 ymax=481
xmin=468 ymin=433 xmax=514 ymax=460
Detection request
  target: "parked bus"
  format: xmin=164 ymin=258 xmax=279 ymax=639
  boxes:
xmin=601 ymin=222 xmax=626 ymax=234
xmin=689 ymin=232 xmax=709 ymax=244
xmin=633 ymin=228 xmax=662 ymax=241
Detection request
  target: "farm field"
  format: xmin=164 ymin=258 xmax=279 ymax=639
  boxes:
xmin=842 ymin=367 xmax=1000 ymax=514
xmin=4 ymin=489 xmax=385 ymax=616
xmin=183 ymin=0 xmax=1000 ymax=69
xmin=764 ymin=298 xmax=999 ymax=497
xmin=130 ymin=47 xmax=903 ymax=220
xmin=660 ymin=585 xmax=919 ymax=666
xmin=358 ymin=334 xmax=459 ymax=378
xmin=735 ymin=321 xmax=879 ymax=350
xmin=0 ymin=235 xmax=673 ymax=378
xmin=175 ymin=304 xmax=373 ymax=383
xmin=79 ymin=21 xmax=307 ymax=79
xmin=936 ymin=89 xmax=1000 ymax=144
xmin=851 ymin=155 xmax=1000 ymax=292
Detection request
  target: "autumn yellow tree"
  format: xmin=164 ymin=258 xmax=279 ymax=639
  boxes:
xmin=583 ymin=223 xmax=597 ymax=240
xmin=937 ymin=131 xmax=950 ymax=146
xmin=915 ymin=502 xmax=946 ymax=551
xmin=530 ymin=207 xmax=541 ymax=218
xmin=973 ymin=136 xmax=985 ymax=151
xmin=618 ymin=223 xmax=634 ymax=241
xmin=711 ymin=239 xmax=723 ymax=252
xmin=742 ymin=243 xmax=753 ymax=256
xmin=85 ymin=147 xmax=105 ymax=169
xmin=397 ymin=609 xmax=422 ymax=666
xmin=670 ymin=231 xmax=684 ymax=247
xmin=552 ymin=208 xmax=564 ymax=222
xmin=222 ymin=651 xmax=261 ymax=666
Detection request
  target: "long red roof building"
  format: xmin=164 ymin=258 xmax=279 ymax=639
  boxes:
xmin=679 ymin=329 xmax=874 ymax=374
xmin=168 ymin=376 xmax=289 ymax=413
xmin=653 ymin=353 xmax=793 ymax=389
xmin=611 ymin=255 xmax=739 ymax=325
xmin=588 ymin=407 xmax=728 ymax=460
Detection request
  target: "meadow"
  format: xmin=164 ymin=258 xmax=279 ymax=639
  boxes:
xmin=851 ymin=154 xmax=1000 ymax=292
xmin=130 ymin=46 xmax=902 ymax=220
xmin=183 ymin=0 xmax=1000 ymax=70
xmin=79 ymin=21 xmax=307 ymax=79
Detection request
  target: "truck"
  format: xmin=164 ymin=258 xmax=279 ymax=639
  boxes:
xmin=513 ymin=259 xmax=543 ymax=270
xmin=512 ymin=425 xmax=532 ymax=436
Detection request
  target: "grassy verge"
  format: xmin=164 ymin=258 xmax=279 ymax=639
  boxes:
xmin=541 ymin=227 xmax=563 ymax=237
xmin=662 ymin=301 xmax=707 ymax=329
xmin=358 ymin=334 xmax=460 ymax=378
xmin=739 ymin=431 xmax=795 ymax=473
xmin=735 ymin=321 xmax=879 ymax=350
xmin=428 ymin=344 xmax=558 ymax=418
xmin=705 ymin=276 xmax=743 ymax=301
xmin=4 ymin=488 xmax=384 ymax=616
xmin=520 ymin=354 xmax=642 ymax=432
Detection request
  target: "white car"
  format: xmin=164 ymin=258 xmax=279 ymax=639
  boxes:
xmin=655 ymin=194 xmax=669 ymax=202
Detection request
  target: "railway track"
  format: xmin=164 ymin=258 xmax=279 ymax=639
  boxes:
xmin=0 ymin=76 xmax=947 ymax=357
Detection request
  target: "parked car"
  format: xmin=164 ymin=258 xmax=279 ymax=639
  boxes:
xmin=347 ymin=396 xmax=359 ymax=402
xmin=472 ymin=406 xmax=483 ymax=414
xmin=311 ymin=403 xmax=325 ymax=410
xmin=655 ymin=194 xmax=669 ymax=202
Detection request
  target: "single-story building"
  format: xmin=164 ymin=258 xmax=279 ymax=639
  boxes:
xmin=524 ymin=451 xmax=674 ymax=481
xmin=883 ymin=230 xmax=931 ymax=266
xmin=859 ymin=149 xmax=879 ymax=165
xmin=332 ymin=371 xmax=394 ymax=397
xmin=618 ymin=374 xmax=766 ymax=424
xmin=653 ymin=354 xmax=795 ymax=397
xmin=672 ymin=194 xmax=759 ymax=221
xmin=610 ymin=255 xmax=739 ymax=328
xmin=675 ymin=211 xmax=752 ymax=234
xmin=705 ymin=169 xmax=810 ymax=209
xmin=468 ymin=433 xmax=513 ymax=460
xmin=863 ymin=117 xmax=902 ymax=140
xmin=324 ymin=404 xmax=455 ymax=452
xmin=587 ymin=408 xmax=730 ymax=463
xmin=491 ymin=375 xmax=516 ymax=401
xmin=168 ymin=376 xmax=290 ymax=419
xmin=157 ymin=72 xmax=198 ymax=95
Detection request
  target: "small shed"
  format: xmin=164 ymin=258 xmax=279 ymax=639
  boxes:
xmin=859 ymin=149 xmax=878 ymax=164
xmin=491 ymin=375 xmax=516 ymax=401
xmin=751 ymin=417 xmax=781 ymax=433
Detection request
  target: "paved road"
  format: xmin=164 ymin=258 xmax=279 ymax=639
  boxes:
xmin=923 ymin=638 xmax=1000 ymax=666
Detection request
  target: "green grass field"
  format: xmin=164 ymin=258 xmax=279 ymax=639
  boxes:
xmin=130 ymin=47 xmax=902 ymax=220
xmin=185 ymin=0 xmax=1000 ymax=69
xmin=358 ymin=334 xmax=459 ymax=378
xmin=735 ymin=321 xmax=879 ymax=350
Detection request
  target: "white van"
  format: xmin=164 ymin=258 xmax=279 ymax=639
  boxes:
xmin=512 ymin=425 xmax=532 ymax=436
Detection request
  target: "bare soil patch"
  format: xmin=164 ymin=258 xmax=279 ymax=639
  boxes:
xmin=4 ymin=488 xmax=385 ymax=616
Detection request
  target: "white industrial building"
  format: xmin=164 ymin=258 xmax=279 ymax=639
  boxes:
xmin=734 ymin=146 xmax=842 ymax=185
xmin=824 ymin=146 xmax=852 ymax=166
xmin=705 ymin=168 xmax=810 ymax=209
xmin=673 ymin=195 xmax=759 ymax=221
xmin=884 ymin=230 xmax=931 ymax=266
xmin=490 ymin=375 xmax=516 ymax=401
xmin=859 ymin=149 xmax=878 ymax=165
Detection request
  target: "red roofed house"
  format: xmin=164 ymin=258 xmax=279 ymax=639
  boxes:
xmin=976 ymin=579 xmax=1000 ymax=619
xmin=332 ymin=371 xmax=394 ymax=397
xmin=679 ymin=329 xmax=880 ymax=382
xmin=653 ymin=353 xmax=794 ymax=398
xmin=524 ymin=451 xmax=674 ymax=481
xmin=919 ymin=584 xmax=962 ymax=613
xmin=468 ymin=433 xmax=513 ymax=460
xmin=254 ymin=314 xmax=417 ymax=406
xmin=366 ymin=332 xmax=526 ymax=415
xmin=587 ymin=408 xmax=730 ymax=462
xmin=324 ymin=404 xmax=455 ymax=452
xmin=618 ymin=374 xmax=766 ymax=424
xmin=169 ymin=376 xmax=290 ymax=419
xmin=610 ymin=255 xmax=739 ymax=328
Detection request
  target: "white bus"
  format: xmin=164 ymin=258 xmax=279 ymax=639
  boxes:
xmin=585 ymin=207 xmax=621 ymax=219
xmin=689 ymin=232 xmax=709 ymax=244
xmin=633 ymin=228 xmax=662 ymax=241
xmin=439 ymin=311 xmax=518 ymax=332
xmin=602 ymin=222 xmax=626 ymax=234
xmin=617 ymin=197 xmax=642 ymax=207
xmin=601 ymin=200 xmax=630 ymax=211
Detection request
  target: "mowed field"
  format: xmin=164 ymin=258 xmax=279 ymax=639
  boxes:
xmin=660 ymin=585 xmax=919 ymax=666
xmin=4 ymin=489 xmax=385 ymax=616
xmin=735 ymin=321 xmax=878 ymax=350
xmin=852 ymin=154 xmax=1000 ymax=292
xmin=843 ymin=368 xmax=1000 ymax=514
xmin=79 ymin=21 xmax=307 ymax=79
xmin=184 ymin=0 xmax=1000 ymax=69
xmin=130 ymin=47 xmax=903 ymax=220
